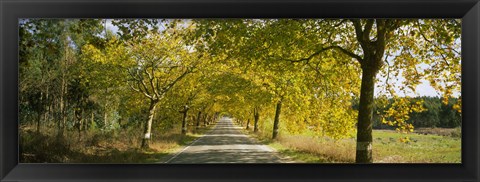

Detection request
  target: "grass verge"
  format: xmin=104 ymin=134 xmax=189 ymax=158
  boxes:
xmin=20 ymin=122 xmax=217 ymax=163
xmin=240 ymin=125 xmax=461 ymax=163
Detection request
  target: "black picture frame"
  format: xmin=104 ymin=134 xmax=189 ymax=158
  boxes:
xmin=1 ymin=0 xmax=479 ymax=181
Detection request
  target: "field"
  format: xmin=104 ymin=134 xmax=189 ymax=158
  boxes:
xmin=248 ymin=128 xmax=461 ymax=163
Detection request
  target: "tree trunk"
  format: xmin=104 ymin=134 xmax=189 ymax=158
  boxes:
xmin=214 ymin=112 xmax=219 ymax=123
xmin=73 ymin=109 xmax=77 ymax=129
xmin=36 ymin=112 xmax=42 ymax=133
xmin=272 ymin=101 xmax=282 ymax=139
xmin=355 ymin=68 xmax=376 ymax=163
xmin=353 ymin=20 xmax=386 ymax=163
xmin=44 ymin=103 xmax=50 ymax=128
xmin=56 ymin=97 xmax=63 ymax=138
xmin=181 ymin=108 xmax=188 ymax=135
xmin=77 ymin=109 xmax=83 ymax=141
xmin=56 ymin=113 xmax=62 ymax=137
xmin=246 ymin=119 xmax=250 ymax=130
xmin=61 ymin=75 xmax=67 ymax=134
xmin=43 ymin=87 xmax=50 ymax=127
xmin=81 ymin=109 xmax=88 ymax=131
xmin=141 ymin=99 xmax=158 ymax=149
xmin=57 ymin=77 xmax=66 ymax=137
xmin=203 ymin=114 xmax=208 ymax=126
xmin=104 ymin=103 xmax=108 ymax=128
xmin=36 ymin=91 xmax=43 ymax=133
xmin=90 ymin=112 xmax=95 ymax=130
xmin=196 ymin=111 xmax=202 ymax=130
xmin=254 ymin=108 xmax=260 ymax=133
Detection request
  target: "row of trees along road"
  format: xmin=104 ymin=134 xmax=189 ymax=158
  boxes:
xmin=19 ymin=19 xmax=461 ymax=163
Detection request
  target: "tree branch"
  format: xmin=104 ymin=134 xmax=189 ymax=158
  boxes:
xmin=128 ymin=81 xmax=153 ymax=99
xmin=415 ymin=20 xmax=460 ymax=60
xmin=161 ymin=54 xmax=203 ymax=94
xmin=363 ymin=19 xmax=374 ymax=41
xmin=350 ymin=19 xmax=364 ymax=40
xmin=350 ymin=19 xmax=369 ymax=51
xmin=333 ymin=19 xmax=347 ymax=28
xmin=163 ymin=69 xmax=190 ymax=93
xmin=283 ymin=45 xmax=363 ymax=63
xmin=138 ymin=73 xmax=152 ymax=97
xmin=331 ymin=45 xmax=363 ymax=62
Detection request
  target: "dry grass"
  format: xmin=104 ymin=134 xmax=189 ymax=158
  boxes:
xmin=247 ymin=128 xmax=460 ymax=163
xmin=275 ymin=135 xmax=355 ymax=163
xmin=20 ymin=124 xmax=210 ymax=163
xmin=414 ymin=127 xmax=461 ymax=137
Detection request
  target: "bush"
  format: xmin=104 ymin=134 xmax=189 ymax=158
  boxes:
xmin=20 ymin=130 xmax=73 ymax=163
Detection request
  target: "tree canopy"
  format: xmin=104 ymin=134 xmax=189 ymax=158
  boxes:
xmin=19 ymin=19 xmax=461 ymax=163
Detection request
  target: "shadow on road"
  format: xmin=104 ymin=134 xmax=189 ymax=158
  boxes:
xmin=166 ymin=117 xmax=285 ymax=163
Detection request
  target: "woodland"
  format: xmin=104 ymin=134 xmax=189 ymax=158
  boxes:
xmin=19 ymin=19 xmax=461 ymax=163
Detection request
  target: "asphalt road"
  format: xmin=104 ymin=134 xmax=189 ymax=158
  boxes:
xmin=165 ymin=117 xmax=285 ymax=163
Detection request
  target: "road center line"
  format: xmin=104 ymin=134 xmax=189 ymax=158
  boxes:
xmin=164 ymin=133 xmax=205 ymax=163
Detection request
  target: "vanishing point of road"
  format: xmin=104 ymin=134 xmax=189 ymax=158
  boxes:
xmin=165 ymin=117 xmax=287 ymax=163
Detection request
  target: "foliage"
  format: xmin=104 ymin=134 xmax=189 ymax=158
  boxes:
xmin=368 ymin=97 xmax=462 ymax=129
xmin=19 ymin=19 xmax=461 ymax=163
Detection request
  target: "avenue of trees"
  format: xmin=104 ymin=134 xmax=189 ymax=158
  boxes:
xmin=19 ymin=19 xmax=461 ymax=163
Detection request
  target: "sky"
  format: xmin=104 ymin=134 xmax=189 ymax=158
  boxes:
xmin=106 ymin=19 xmax=119 ymax=33
xmin=375 ymin=72 xmax=442 ymax=97
xmin=105 ymin=20 xmax=459 ymax=98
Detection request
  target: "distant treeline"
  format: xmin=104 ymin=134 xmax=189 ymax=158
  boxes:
xmin=354 ymin=96 xmax=461 ymax=129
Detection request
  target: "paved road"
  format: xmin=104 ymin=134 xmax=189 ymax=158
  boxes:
xmin=165 ymin=117 xmax=285 ymax=163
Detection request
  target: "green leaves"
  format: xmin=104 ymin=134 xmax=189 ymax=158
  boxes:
xmin=19 ymin=18 xmax=461 ymax=149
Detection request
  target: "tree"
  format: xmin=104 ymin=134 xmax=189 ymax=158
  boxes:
xmin=19 ymin=19 xmax=104 ymax=135
xmin=192 ymin=19 xmax=460 ymax=163
xmin=192 ymin=19 xmax=360 ymax=140
xmin=19 ymin=18 xmax=460 ymax=163
xmin=125 ymin=29 xmax=204 ymax=148
xmin=80 ymin=33 xmax=131 ymax=131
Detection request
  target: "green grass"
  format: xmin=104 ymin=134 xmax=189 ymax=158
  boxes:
xmin=245 ymin=128 xmax=461 ymax=163
xmin=372 ymin=130 xmax=461 ymax=163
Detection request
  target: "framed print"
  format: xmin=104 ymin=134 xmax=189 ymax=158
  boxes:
xmin=1 ymin=0 xmax=479 ymax=181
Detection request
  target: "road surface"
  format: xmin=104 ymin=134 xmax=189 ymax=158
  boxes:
xmin=165 ymin=117 xmax=286 ymax=163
